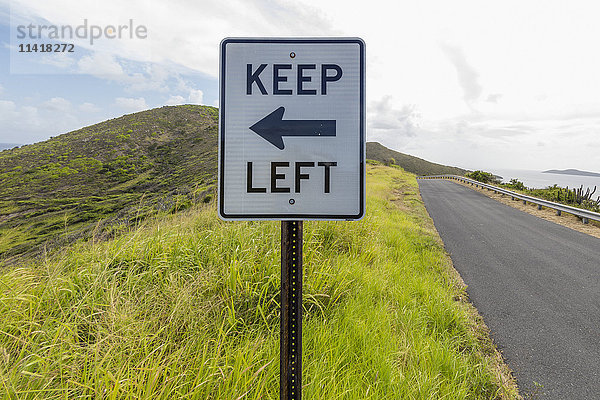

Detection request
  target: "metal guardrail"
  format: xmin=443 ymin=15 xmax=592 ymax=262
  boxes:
xmin=417 ymin=175 xmax=600 ymax=224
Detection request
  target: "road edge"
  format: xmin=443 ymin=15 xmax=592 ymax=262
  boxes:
xmin=415 ymin=181 xmax=523 ymax=400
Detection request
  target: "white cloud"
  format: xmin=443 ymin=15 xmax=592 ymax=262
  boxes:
xmin=440 ymin=43 xmax=482 ymax=106
xmin=42 ymin=97 xmax=71 ymax=113
xmin=165 ymin=95 xmax=186 ymax=106
xmin=188 ymin=89 xmax=204 ymax=104
xmin=165 ymin=88 xmax=204 ymax=106
xmin=0 ymin=100 xmax=18 ymax=120
xmin=20 ymin=106 xmax=41 ymax=129
xmin=368 ymin=96 xmax=421 ymax=149
xmin=486 ymin=94 xmax=502 ymax=103
xmin=79 ymin=102 xmax=101 ymax=113
xmin=78 ymin=53 xmax=124 ymax=76
xmin=40 ymin=52 xmax=76 ymax=70
xmin=123 ymin=64 xmax=172 ymax=92
xmin=114 ymin=96 xmax=148 ymax=112
xmin=0 ymin=98 xmax=80 ymax=143
xmin=10 ymin=0 xmax=334 ymax=77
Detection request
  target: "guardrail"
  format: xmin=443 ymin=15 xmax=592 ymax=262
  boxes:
xmin=417 ymin=175 xmax=600 ymax=224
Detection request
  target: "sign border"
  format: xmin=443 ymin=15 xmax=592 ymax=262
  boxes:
xmin=218 ymin=37 xmax=365 ymax=220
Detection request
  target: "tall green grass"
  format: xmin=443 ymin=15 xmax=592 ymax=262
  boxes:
xmin=0 ymin=165 xmax=518 ymax=399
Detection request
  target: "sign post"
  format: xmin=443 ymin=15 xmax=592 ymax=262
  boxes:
xmin=218 ymin=37 xmax=365 ymax=399
xmin=280 ymin=220 xmax=303 ymax=399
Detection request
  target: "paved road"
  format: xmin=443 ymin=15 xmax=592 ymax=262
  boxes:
xmin=418 ymin=179 xmax=600 ymax=399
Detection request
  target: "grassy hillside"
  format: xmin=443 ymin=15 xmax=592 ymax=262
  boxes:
xmin=367 ymin=142 xmax=468 ymax=176
xmin=0 ymin=105 xmax=217 ymax=261
xmin=0 ymin=107 xmax=469 ymax=263
xmin=0 ymin=165 xmax=518 ymax=399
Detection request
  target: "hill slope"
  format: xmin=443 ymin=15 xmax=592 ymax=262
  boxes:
xmin=366 ymin=142 xmax=468 ymax=176
xmin=0 ymin=165 xmax=518 ymax=399
xmin=1 ymin=109 xmax=467 ymax=262
xmin=0 ymin=105 xmax=217 ymax=260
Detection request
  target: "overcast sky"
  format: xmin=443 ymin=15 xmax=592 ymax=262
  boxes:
xmin=1 ymin=0 xmax=599 ymax=172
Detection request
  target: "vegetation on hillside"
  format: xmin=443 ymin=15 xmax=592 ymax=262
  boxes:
xmin=0 ymin=165 xmax=518 ymax=399
xmin=504 ymin=181 xmax=600 ymax=213
xmin=0 ymin=105 xmax=218 ymax=261
xmin=0 ymin=113 xmax=472 ymax=263
xmin=465 ymin=171 xmax=600 ymax=213
xmin=366 ymin=142 xmax=468 ymax=177
xmin=466 ymin=171 xmax=501 ymax=185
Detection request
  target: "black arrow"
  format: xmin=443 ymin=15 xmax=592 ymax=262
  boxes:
xmin=249 ymin=106 xmax=336 ymax=150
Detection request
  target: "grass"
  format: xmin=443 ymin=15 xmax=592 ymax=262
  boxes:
xmin=0 ymin=105 xmax=217 ymax=261
xmin=0 ymin=165 xmax=518 ymax=399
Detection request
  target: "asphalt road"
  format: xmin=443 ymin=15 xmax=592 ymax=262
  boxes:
xmin=418 ymin=179 xmax=600 ymax=399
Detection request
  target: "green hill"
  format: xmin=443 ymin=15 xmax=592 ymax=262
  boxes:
xmin=0 ymin=105 xmax=217 ymax=261
xmin=0 ymin=108 xmax=468 ymax=262
xmin=366 ymin=142 xmax=468 ymax=176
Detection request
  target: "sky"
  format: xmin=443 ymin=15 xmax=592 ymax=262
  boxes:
xmin=1 ymin=0 xmax=599 ymax=172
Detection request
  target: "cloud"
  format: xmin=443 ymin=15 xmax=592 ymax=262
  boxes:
xmin=10 ymin=0 xmax=335 ymax=78
xmin=165 ymin=88 xmax=204 ymax=106
xmin=165 ymin=95 xmax=186 ymax=106
xmin=124 ymin=64 xmax=173 ymax=93
xmin=486 ymin=93 xmax=502 ymax=103
xmin=78 ymin=53 xmax=124 ymax=76
xmin=0 ymin=99 xmax=80 ymax=143
xmin=40 ymin=52 xmax=76 ymax=69
xmin=114 ymin=97 xmax=148 ymax=112
xmin=0 ymin=84 xmax=4 ymax=95
xmin=79 ymin=102 xmax=101 ymax=113
xmin=42 ymin=97 xmax=71 ymax=113
xmin=440 ymin=43 xmax=482 ymax=105
xmin=368 ymin=95 xmax=420 ymax=136
xmin=188 ymin=89 xmax=204 ymax=104
xmin=0 ymin=100 xmax=18 ymax=120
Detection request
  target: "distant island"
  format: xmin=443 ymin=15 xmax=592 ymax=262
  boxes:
xmin=543 ymin=168 xmax=600 ymax=177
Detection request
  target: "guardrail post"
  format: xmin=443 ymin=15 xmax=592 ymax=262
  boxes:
xmin=582 ymin=218 xmax=589 ymax=224
xmin=523 ymin=200 xmax=527 ymax=205
xmin=556 ymin=210 xmax=561 ymax=216
xmin=538 ymin=205 xmax=542 ymax=210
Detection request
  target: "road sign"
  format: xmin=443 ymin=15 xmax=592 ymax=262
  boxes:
xmin=218 ymin=38 xmax=365 ymax=220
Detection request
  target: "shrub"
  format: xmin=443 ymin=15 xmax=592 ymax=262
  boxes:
xmin=506 ymin=178 xmax=526 ymax=191
xmin=466 ymin=170 xmax=499 ymax=184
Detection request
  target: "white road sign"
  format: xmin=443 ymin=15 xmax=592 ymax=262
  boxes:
xmin=218 ymin=38 xmax=365 ymax=220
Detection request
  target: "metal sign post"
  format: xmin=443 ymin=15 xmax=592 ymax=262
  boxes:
xmin=218 ymin=37 xmax=365 ymax=400
xmin=280 ymin=220 xmax=303 ymax=400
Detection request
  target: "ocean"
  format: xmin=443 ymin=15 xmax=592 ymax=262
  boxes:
xmin=490 ymin=168 xmax=600 ymax=191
